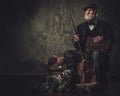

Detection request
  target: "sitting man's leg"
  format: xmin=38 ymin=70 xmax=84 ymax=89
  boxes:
xmin=91 ymin=50 xmax=105 ymax=88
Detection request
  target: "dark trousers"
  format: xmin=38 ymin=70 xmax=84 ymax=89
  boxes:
xmin=91 ymin=50 xmax=107 ymax=87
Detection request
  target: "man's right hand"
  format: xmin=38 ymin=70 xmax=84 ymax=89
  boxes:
xmin=73 ymin=34 xmax=80 ymax=42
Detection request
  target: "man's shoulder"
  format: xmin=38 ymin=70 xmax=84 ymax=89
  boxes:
xmin=98 ymin=19 xmax=111 ymax=27
xmin=77 ymin=21 xmax=88 ymax=28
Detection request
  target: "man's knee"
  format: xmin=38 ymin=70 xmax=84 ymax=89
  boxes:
xmin=92 ymin=50 xmax=101 ymax=59
xmin=91 ymin=50 xmax=102 ymax=67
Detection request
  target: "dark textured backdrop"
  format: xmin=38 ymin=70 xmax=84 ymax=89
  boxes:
xmin=0 ymin=0 xmax=120 ymax=75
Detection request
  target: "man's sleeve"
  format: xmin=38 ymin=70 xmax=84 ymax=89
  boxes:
xmin=104 ymin=24 xmax=116 ymax=45
xmin=102 ymin=23 xmax=116 ymax=53
xmin=74 ymin=26 xmax=81 ymax=50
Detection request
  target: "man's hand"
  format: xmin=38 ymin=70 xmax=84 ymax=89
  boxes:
xmin=92 ymin=36 xmax=103 ymax=43
xmin=73 ymin=34 xmax=80 ymax=42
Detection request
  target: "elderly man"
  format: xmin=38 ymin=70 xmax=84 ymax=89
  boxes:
xmin=64 ymin=3 xmax=115 ymax=89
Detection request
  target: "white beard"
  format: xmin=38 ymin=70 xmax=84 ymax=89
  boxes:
xmin=84 ymin=14 xmax=96 ymax=21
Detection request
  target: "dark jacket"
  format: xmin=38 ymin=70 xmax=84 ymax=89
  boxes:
xmin=74 ymin=19 xmax=115 ymax=51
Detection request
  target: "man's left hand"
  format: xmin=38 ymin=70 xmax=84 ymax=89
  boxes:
xmin=92 ymin=36 xmax=103 ymax=43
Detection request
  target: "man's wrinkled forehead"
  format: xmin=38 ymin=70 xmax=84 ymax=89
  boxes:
xmin=85 ymin=8 xmax=95 ymax=11
xmin=84 ymin=7 xmax=97 ymax=12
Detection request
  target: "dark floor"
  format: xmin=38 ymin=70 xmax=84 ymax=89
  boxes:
xmin=0 ymin=75 xmax=120 ymax=96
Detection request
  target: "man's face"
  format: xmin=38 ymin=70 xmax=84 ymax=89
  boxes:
xmin=84 ymin=8 xmax=96 ymax=21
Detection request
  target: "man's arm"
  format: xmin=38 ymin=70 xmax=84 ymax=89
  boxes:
xmin=104 ymin=24 xmax=116 ymax=45
xmin=98 ymin=23 xmax=116 ymax=53
xmin=101 ymin=23 xmax=116 ymax=52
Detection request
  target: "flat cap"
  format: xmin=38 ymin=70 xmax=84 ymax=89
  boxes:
xmin=83 ymin=3 xmax=98 ymax=11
